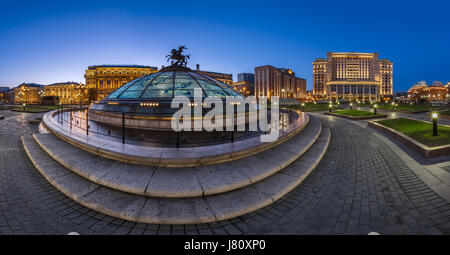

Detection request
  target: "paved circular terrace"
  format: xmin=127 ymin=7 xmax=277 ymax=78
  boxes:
xmin=0 ymin=110 xmax=449 ymax=234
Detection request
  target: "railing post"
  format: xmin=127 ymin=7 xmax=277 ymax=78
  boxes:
xmin=70 ymin=111 xmax=72 ymax=130
xmin=122 ymin=112 xmax=125 ymax=144
xmin=86 ymin=111 xmax=89 ymax=136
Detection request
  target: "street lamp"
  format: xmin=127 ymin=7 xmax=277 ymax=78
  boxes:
xmin=391 ymin=101 xmax=395 ymax=110
xmin=432 ymin=112 xmax=438 ymax=136
xmin=39 ymin=90 xmax=45 ymax=104
xmin=374 ymin=104 xmax=378 ymax=115
xmin=329 ymin=103 xmax=332 ymax=112
xmin=350 ymin=103 xmax=353 ymax=110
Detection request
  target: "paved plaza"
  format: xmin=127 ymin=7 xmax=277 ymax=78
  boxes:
xmin=0 ymin=110 xmax=449 ymax=235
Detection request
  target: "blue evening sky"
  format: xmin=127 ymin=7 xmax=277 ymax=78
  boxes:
xmin=0 ymin=0 xmax=449 ymax=91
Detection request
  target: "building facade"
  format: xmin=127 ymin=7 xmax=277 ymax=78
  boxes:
xmin=84 ymin=65 xmax=158 ymax=101
xmin=44 ymin=82 xmax=89 ymax=105
xmin=232 ymin=80 xmax=253 ymax=96
xmin=195 ymin=64 xmax=233 ymax=85
xmin=237 ymin=73 xmax=255 ymax=84
xmin=254 ymin=65 xmax=306 ymax=100
xmin=313 ymin=52 xmax=393 ymax=102
xmin=13 ymin=83 xmax=44 ymax=104
xmin=408 ymin=81 xmax=449 ymax=103
xmin=0 ymin=87 xmax=9 ymax=103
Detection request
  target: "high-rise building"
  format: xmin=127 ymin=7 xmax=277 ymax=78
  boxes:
xmin=237 ymin=73 xmax=255 ymax=84
xmin=255 ymin=65 xmax=306 ymax=100
xmin=84 ymin=65 xmax=158 ymax=101
xmin=313 ymin=52 xmax=393 ymax=101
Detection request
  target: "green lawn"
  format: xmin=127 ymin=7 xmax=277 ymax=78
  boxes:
xmin=12 ymin=107 xmax=50 ymax=112
xmin=376 ymin=118 xmax=450 ymax=147
xmin=0 ymin=105 xmax=15 ymax=110
xmin=32 ymin=105 xmax=60 ymax=110
xmin=282 ymin=103 xmax=342 ymax=112
xmin=376 ymin=103 xmax=441 ymax=112
xmin=333 ymin=109 xmax=378 ymax=116
xmin=1 ymin=105 xmax=63 ymax=112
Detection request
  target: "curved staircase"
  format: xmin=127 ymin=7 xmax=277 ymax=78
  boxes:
xmin=22 ymin=115 xmax=330 ymax=224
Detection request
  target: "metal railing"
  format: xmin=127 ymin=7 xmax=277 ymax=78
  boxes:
xmin=54 ymin=106 xmax=298 ymax=148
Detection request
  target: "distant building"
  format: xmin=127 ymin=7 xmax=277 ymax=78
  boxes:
xmin=84 ymin=65 xmax=158 ymax=101
xmin=233 ymin=73 xmax=255 ymax=97
xmin=0 ymin=87 xmax=10 ymax=103
xmin=237 ymin=73 xmax=255 ymax=84
xmin=254 ymin=65 xmax=306 ymax=100
xmin=408 ymin=81 xmax=449 ymax=103
xmin=195 ymin=64 xmax=233 ymax=85
xmin=232 ymin=80 xmax=253 ymax=96
xmin=394 ymin=92 xmax=408 ymax=97
xmin=313 ymin=52 xmax=393 ymax=102
xmin=431 ymin=81 xmax=444 ymax=87
xmin=44 ymin=82 xmax=88 ymax=105
xmin=13 ymin=83 xmax=44 ymax=104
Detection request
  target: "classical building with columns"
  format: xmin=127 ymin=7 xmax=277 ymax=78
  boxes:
xmin=44 ymin=82 xmax=88 ymax=105
xmin=84 ymin=65 xmax=158 ymax=101
xmin=313 ymin=52 xmax=393 ymax=102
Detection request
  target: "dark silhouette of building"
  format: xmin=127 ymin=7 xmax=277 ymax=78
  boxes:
xmin=237 ymin=73 xmax=255 ymax=84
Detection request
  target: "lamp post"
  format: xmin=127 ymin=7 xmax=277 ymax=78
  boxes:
xmin=432 ymin=112 xmax=438 ymax=136
xmin=391 ymin=101 xmax=395 ymax=110
xmin=39 ymin=90 xmax=45 ymax=104
xmin=374 ymin=104 xmax=378 ymax=115
xmin=350 ymin=103 xmax=353 ymax=110
xmin=70 ymin=84 xmax=74 ymax=108
xmin=329 ymin=103 xmax=332 ymax=112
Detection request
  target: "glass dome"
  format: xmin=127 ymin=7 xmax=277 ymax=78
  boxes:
xmin=106 ymin=70 xmax=243 ymax=101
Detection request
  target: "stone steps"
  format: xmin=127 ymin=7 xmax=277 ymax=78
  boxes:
xmin=21 ymin=119 xmax=330 ymax=224
xmin=32 ymin=116 xmax=322 ymax=198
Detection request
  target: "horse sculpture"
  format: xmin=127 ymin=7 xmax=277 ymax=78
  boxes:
xmin=166 ymin=46 xmax=191 ymax=67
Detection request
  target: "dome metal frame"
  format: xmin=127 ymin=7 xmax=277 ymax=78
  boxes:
xmin=104 ymin=68 xmax=243 ymax=102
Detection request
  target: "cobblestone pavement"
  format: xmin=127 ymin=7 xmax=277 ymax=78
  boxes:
xmin=0 ymin=110 xmax=449 ymax=235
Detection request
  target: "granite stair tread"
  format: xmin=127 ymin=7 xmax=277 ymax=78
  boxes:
xmin=32 ymin=116 xmax=322 ymax=198
xmin=21 ymin=121 xmax=330 ymax=224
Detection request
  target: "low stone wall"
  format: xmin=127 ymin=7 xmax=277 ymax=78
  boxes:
xmin=324 ymin=111 xmax=387 ymax=120
xmin=368 ymin=121 xmax=450 ymax=158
